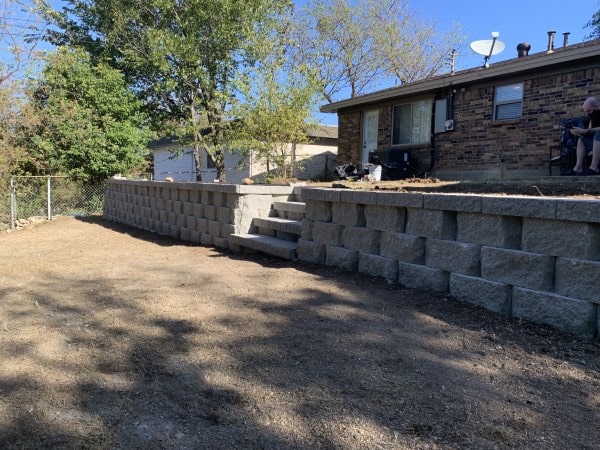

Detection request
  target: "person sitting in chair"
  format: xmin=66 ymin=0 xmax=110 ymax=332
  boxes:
xmin=570 ymin=96 xmax=600 ymax=175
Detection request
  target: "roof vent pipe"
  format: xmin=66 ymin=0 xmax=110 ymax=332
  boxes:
xmin=562 ymin=32 xmax=570 ymax=47
xmin=517 ymin=42 xmax=531 ymax=57
xmin=547 ymin=30 xmax=556 ymax=53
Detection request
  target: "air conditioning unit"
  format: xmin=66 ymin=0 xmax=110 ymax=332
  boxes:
xmin=444 ymin=119 xmax=455 ymax=131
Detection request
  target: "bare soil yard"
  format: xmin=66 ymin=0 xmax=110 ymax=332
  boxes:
xmin=1 ymin=216 xmax=599 ymax=449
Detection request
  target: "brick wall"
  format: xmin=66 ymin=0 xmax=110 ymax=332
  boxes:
xmin=337 ymin=66 xmax=600 ymax=176
xmin=337 ymin=111 xmax=361 ymax=164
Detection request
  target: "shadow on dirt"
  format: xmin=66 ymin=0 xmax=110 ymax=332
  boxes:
xmin=2 ymin=218 xmax=598 ymax=448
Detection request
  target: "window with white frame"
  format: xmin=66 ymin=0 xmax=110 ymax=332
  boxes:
xmin=392 ymin=99 xmax=432 ymax=145
xmin=494 ymin=83 xmax=523 ymax=121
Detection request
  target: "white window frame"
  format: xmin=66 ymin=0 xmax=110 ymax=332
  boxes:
xmin=391 ymin=99 xmax=433 ymax=146
xmin=494 ymin=83 xmax=523 ymax=121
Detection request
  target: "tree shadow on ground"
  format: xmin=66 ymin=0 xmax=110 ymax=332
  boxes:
xmin=2 ymin=218 xmax=598 ymax=448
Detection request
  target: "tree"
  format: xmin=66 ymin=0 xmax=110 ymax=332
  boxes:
xmin=38 ymin=0 xmax=292 ymax=182
xmin=288 ymin=0 xmax=464 ymax=103
xmin=24 ymin=47 xmax=152 ymax=183
xmin=232 ymin=27 xmax=320 ymax=180
xmin=585 ymin=3 xmax=600 ymax=39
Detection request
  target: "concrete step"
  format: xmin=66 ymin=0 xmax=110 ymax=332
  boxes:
xmin=253 ymin=217 xmax=302 ymax=239
xmin=272 ymin=201 xmax=305 ymax=220
xmin=229 ymin=233 xmax=298 ymax=260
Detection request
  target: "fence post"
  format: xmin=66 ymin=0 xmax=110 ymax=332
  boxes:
xmin=10 ymin=177 xmax=16 ymax=230
xmin=47 ymin=176 xmax=52 ymax=221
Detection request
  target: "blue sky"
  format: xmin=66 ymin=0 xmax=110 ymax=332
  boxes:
xmin=302 ymin=0 xmax=599 ymax=123
xmin=409 ymin=0 xmax=598 ymax=70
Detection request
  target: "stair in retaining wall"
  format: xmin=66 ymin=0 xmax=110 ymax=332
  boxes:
xmin=230 ymin=200 xmax=305 ymax=260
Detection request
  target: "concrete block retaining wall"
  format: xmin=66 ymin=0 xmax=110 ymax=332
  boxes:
xmin=298 ymin=189 xmax=600 ymax=338
xmin=104 ymin=180 xmax=600 ymax=338
xmin=103 ymin=179 xmax=299 ymax=248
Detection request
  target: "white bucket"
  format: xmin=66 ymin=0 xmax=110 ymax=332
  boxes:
xmin=370 ymin=165 xmax=382 ymax=181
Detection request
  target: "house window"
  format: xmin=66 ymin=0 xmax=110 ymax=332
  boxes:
xmin=392 ymin=99 xmax=432 ymax=145
xmin=494 ymin=83 xmax=523 ymax=121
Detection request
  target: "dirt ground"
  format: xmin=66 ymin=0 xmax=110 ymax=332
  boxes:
xmin=1 ymin=216 xmax=599 ymax=449
xmin=328 ymin=176 xmax=600 ymax=199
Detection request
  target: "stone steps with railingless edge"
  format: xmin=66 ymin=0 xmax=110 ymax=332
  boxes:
xmin=230 ymin=200 xmax=305 ymax=259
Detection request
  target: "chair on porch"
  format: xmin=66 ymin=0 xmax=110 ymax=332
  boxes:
xmin=549 ymin=116 xmax=589 ymax=175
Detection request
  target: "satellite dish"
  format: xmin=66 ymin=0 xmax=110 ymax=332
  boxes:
xmin=470 ymin=32 xmax=505 ymax=67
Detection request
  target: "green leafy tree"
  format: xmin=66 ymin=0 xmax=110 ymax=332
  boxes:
xmin=39 ymin=0 xmax=292 ymax=182
xmin=585 ymin=3 xmax=600 ymax=39
xmin=288 ymin=0 xmax=464 ymax=103
xmin=24 ymin=47 xmax=153 ymax=183
xmin=233 ymin=46 xmax=320 ymax=179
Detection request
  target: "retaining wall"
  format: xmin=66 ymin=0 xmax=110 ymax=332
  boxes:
xmin=298 ymin=188 xmax=600 ymax=338
xmin=103 ymin=180 xmax=600 ymax=338
xmin=103 ymin=179 xmax=298 ymax=247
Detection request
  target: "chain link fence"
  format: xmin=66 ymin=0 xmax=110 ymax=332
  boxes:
xmin=1 ymin=176 xmax=106 ymax=231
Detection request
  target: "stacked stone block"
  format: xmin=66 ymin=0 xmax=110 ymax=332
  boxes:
xmin=103 ymin=180 xmax=298 ymax=251
xmin=298 ymin=188 xmax=600 ymax=338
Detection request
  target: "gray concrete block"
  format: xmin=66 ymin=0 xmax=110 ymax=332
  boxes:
xmin=204 ymin=205 xmax=216 ymax=220
xmin=313 ymin=221 xmax=344 ymax=246
xmin=217 ymin=206 xmax=232 ymax=224
xmin=221 ymin=224 xmax=235 ymax=238
xmin=196 ymin=218 xmax=208 ymax=234
xmin=332 ymin=202 xmax=365 ymax=226
xmin=398 ymin=262 xmax=449 ymax=292
xmin=423 ymin=193 xmax=482 ymax=212
xmin=301 ymin=188 xmax=341 ymax=202
xmin=297 ymin=239 xmax=326 ymax=264
xmin=239 ymin=194 xmax=274 ymax=210
xmin=380 ymin=232 xmax=425 ymax=264
xmin=213 ymin=237 xmax=228 ymax=248
xmin=365 ymin=205 xmax=405 ymax=232
xmin=201 ymin=191 xmax=212 ymax=205
xmin=482 ymin=196 xmax=557 ymax=219
xmin=405 ymin=208 xmax=456 ymax=239
xmin=180 ymin=228 xmax=191 ymax=241
xmin=555 ymin=198 xmax=600 ymax=223
xmin=457 ymin=212 xmax=521 ymax=249
xmin=481 ymin=247 xmax=554 ymax=291
xmin=193 ymin=203 xmax=204 ymax=218
xmin=173 ymin=201 xmax=183 ymax=214
xmin=449 ymin=273 xmax=512 ymax=314
xmin=555 ymin=257 xmax=600 ymax=303
xmin=342 ymin=226 xmax=380 ymax=253
xmin=375 ymin=191 xmax=423 ymax=208
xmin=208 ymin=220 xmax=221 ymax=237
xmin=339 ymin=189 xmax=377 ymax=205
xmin=305 ymin=200 xmax=332 ymax=222
xmin=301 ymin=219 xmax=314 ymax=241
xmin=512 ymin=287 xmax=597 ymax=338
xmin=326 ymin=246 xmax=359 ymax=271
xmin=200 ymin=233 xmax=213 ymax=246
xmin=522 ymin=218 xmax=600 ymax=260
xmin=186 ymin=215 xmax=196 ymax=229
xmin=425 ymin=239 xmax=481 ymax=276
xmin=189 ymin=190 xmax=199 ymax=203
xmin=179 ymin=189 xmax=189 ymax=202
xmin=358 ymin=253 xmax=397 ymax=281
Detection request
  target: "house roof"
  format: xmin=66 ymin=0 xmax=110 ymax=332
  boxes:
xmin=320 ymin=39 xmax=600 ymax=114
xmin=307 ymin=124 xmax=338 ymax=139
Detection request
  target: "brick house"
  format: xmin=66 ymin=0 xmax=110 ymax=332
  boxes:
xmin=321 ymin=39 xmax=600 ymax=180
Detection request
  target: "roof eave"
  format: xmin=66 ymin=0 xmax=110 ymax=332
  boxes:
xmin=320 ymin=42 xmax=600 ymax=113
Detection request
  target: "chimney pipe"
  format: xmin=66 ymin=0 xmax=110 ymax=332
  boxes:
xmin=517 ymin=42 xmax=531 ymax=57
xmin=562 ymin=32 xmax=570 ymax=47
xmin=547 ymin=30 xmax=556 ymax=53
